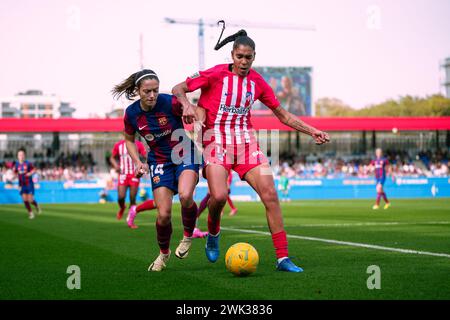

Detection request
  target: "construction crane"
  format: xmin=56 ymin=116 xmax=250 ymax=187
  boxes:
xmin=164 ymin=17 xmax=316 ymax=70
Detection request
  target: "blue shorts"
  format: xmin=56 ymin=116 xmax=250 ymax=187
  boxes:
xmin=20 ymin=184 xmax=34 ymax=195
xmin=149 ymin=162 xmax=199 ymax=195
xmin=375 ymin=177 xmax=386 ymax=185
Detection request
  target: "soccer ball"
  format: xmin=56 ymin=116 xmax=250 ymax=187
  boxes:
xmin=225 ymin=242 xmax=259 ymax=277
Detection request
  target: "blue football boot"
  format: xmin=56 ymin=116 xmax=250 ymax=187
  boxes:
xmin=205 ymin=233 xmax=220 ymax=263
xmin=276 ymin=258 xmax=304 ymax=273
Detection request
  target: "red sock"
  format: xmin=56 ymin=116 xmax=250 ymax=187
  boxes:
xmin=376 ymin=193 xmax=381 ymax=205
xmin=207 ymin=212 xmax=221 ymax=236
xmin=182 ymin=202 xmax=198 ymax=237
xmin=24 ymin=201 xmax=32 ymax=212
xmin=272 ymin=230 xmax=289 ymax=259
xmin=31 ymin=200 xmax=39 ymax=209
xmin=156 ymin=221 xmax=172 ymax=255
xmin=197 ymin=193 xmax=210 ymax=218
xmin=136 ymin=199 xmax=156 ymax=213
xmin=381 ymin=192 xmax=389 ymax=203
xmin=227 ymin=196 xmax=236 ymax=210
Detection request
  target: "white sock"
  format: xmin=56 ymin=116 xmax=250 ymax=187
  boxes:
xmin=277 ymin=257 xmax=289 ymax=264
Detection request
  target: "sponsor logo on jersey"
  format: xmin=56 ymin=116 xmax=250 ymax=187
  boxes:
xmin=145 ymin=129 xmax=171 ymax=142
xmin=189 ymin=72 xmax=200 ymax=79
xmin=152 ymin=176 xmax=160 ymax=184
xmin=219 ymin=104 xmax=250 ymax=115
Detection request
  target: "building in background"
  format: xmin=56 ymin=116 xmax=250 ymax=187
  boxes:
xmin=105 ymin=106 xmax=124 ymax=118
xmin=441 ymin=57 xmax=450 ymax=98
xmin=0 ymin=90 xmax=76 ymax=118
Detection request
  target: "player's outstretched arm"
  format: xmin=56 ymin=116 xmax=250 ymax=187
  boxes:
xmin=172 ymin=81 xmax=197 ymax=124
xmin=124 ymin=132 xmax=148 ymax=177
xmin=272 ymin=106 xmax=330 ymax=145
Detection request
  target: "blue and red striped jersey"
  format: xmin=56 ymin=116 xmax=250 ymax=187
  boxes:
xmin=370 ymin=157 xmax=389 ymax=179
xmin=123 ymin=94 xmax=194 ymax=164
xmin=14 ymin=160 xmax=34 ymax=187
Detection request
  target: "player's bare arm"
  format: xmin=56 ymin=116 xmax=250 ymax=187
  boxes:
xmin=272 ymin=106 xmax=330 ymax=145
xmin=172 ymin=81 xmax=197 ymax=124
xmin=124 ymin=132 xmax=148 ymax=175
xmin=26 ymin=167 xmax=37 ymax=177
xmin=109 ymin=154 xmax=120 ymax=172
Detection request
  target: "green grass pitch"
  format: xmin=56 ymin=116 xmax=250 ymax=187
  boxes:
xmin=0 ymin=199 xmax=449 ymax=300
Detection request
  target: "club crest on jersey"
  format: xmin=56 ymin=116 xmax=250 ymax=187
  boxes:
xmin=245 ymin=92 xmax=254 ymax=105
xmin=152 ymin=176 xmax=160 ymax=184
xmin=189 ymin=72 xmax=200 ymax=79
xmin=145 ymin=133 xmax=154 ymax=141
xmin=158 ymin=117 xmax=168 ymax=126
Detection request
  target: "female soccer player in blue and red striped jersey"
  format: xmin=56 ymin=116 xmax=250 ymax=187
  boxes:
xmin=112 ymin=69 xmax=203 ymax=271
xmin=13 ymin=149 xmax=41 ymax=219
xmin=173 ymin=28 xmax=330 ymax=273
xmin=370 ymin=148 xmax=392 ymax=210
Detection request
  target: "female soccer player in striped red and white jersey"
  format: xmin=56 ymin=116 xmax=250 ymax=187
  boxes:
xmin=110 ymin=137 xmax=156 ymax=228
xmin=173 ymin=29 xmax=330 ymax=273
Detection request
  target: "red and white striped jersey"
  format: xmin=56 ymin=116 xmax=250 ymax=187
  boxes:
xmin=111 ymin=140 xmax=147 ymax=175
xmin=186 ymin=64 xmax=280 ymax=148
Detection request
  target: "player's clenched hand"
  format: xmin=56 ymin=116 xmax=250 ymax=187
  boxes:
xmin=135 ymin=162 xmax=149 ymax=178
xmin=194 ymin=106 xmax=206 ymax=132
xmin=182 ymin=103 xmax=197 ymax=125
xmin=312 ymin=130 xmax=330 ymax=145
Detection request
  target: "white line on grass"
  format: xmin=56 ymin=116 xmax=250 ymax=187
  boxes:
xmin=221 ymin=227 xmax=450 ymax=259
xmin=225 ymin=221 xmax=450 ymax=228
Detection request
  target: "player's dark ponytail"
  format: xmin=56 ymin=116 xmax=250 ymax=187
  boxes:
xmin=214 ymin=21 xmax=255 ymax=51
xmin=112 ymin=69 xmax=159 ymax=100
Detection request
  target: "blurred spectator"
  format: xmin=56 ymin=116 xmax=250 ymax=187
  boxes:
xmin=275 ymin=149 xmax=448 ymax=179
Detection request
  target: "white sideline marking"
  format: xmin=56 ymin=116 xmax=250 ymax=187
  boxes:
xmin=221 ymin=227 xmax=450 ymax=259
xmin=225 ymin=221 xmax=450 ymax=228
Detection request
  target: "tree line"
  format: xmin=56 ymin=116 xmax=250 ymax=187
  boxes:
xmin=315 ymin=94 xmax=450 ymax=117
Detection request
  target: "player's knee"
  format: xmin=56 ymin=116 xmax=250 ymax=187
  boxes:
xmin=157 ymin=211 xmax=171 ymax=225
xmin=259 ymin=186 xmax=278 ymax=204
xmin=210 ymin=191 xmax=228 ymax=206
xmin=178 ymin=191 xmax=194 ymax=208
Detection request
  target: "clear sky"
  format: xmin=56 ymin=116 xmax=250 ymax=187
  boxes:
xmin=1 ymin=0 xmax=449 ymax=117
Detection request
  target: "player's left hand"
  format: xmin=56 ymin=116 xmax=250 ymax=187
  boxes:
xmin=135 ymin=162 xmax=149 ymax=178
xmin=312 ymin=130 xmax=330 ymax=145
xmin=182 ymin=103 xmax=197 ymax=125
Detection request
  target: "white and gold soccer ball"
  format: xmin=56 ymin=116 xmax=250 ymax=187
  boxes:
xmin=225 ymin=242 xmax=259 ymax=277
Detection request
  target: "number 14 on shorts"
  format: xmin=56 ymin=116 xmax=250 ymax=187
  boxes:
xmin=150 ymin=164 xmax=164 ymax=176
